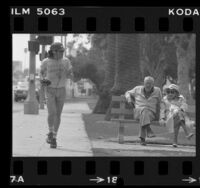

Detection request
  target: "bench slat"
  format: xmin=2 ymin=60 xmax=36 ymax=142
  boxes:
xmin=111 ymin=108 xmax=133 ymax=115
xmin=111 ymin=118 xmax=160 ymax=126
xmin=112 ymin=95 xmax=126 ymax=102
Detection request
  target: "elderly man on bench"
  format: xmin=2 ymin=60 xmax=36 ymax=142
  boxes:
xmin=125 ymin=76 xmax=162 ymax=145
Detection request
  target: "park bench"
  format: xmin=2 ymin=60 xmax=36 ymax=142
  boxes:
xmin=110 ymin=95 xmax=195 ymax=144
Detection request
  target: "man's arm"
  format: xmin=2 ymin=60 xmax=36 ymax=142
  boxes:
xmin=155 ymin=88 xmax=163 ymax=120
xmin=159 ymin=100 xmax=167 ymax=120
xmin=125 ymin=87 xmax=136 ymax=107
xmin=40 ymin=60 xmax=47 ymax=79
xmin=125 ymin=87 xmax=136 ymax=100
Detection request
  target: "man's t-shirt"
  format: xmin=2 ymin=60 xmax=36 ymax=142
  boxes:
xmin=40 ymin=57 xmax=72 ymax=88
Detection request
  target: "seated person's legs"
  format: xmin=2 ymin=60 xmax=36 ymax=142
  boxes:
xmin=179 ymin=120 xmax=194 ymax=140
xmin=173 ymin=115 xmax=180 ymax=147
xmin=140 ymin=108 xmax=156 ymax=138
xmin=146 ymin=125 xmax=156 ymax=138
xmin=137 ymin=108 xmax=155 ymax=145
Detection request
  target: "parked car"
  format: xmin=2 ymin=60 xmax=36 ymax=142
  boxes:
xmin=14 ymin=82 xmax=39 ymax=102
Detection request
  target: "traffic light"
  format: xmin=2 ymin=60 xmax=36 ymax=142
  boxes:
xmin=36 ymin=36 xmax=54 ymax=45
xmin=28 ymin=40 xmax=40 ymax=54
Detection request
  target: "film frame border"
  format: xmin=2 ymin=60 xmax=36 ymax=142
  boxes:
xmin=9 ymin=6 xmax=200 ymax=186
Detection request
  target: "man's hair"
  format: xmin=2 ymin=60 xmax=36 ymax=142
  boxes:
xmin=47 ymin=50 xmax=54 ymax=59
xmin=144 ymin=76 xmax=154 ymax=83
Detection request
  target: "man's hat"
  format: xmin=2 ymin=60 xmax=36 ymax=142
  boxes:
xmin=168 ymin=84 xmax=180 ymax=93
xmin=50 ymin=42 xmax=65 ymax=51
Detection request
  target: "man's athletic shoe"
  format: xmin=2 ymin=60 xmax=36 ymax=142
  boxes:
xmin=46 ymin=132 xmax=53 ymax=144
xmin=50 ymin=138 xmax=57 ymax=148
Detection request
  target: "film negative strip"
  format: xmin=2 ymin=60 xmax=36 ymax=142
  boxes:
xmin=9 ymin=5 xmax=200 ymax=186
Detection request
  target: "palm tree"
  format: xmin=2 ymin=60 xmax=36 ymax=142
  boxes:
xmin=111 ymin=34 xmax=142 ymax=95
xmin=139 ymin=34 xmax=170 ymax=89
xmin=172 ymin=34 xmax=195 ymax=102
xmin=102 ymin=34 xmax=117 ymax=92
xmin=93 ymin=34 xmax=117 ymax=114
xmin=104 ymin=34 xmax=142 ymax=120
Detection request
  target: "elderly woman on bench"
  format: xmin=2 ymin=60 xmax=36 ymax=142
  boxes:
xmin=159 ymin=84 xmax=194 ymax=147
xmin=125 ymin=76 xmax=162 ymax=145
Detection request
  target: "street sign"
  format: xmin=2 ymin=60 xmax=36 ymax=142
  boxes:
xmin=28 ymin=40 xmax=40 ymax=54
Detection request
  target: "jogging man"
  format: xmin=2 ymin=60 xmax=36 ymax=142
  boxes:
xmin=40 ymin=42 xmax=73 ymax=148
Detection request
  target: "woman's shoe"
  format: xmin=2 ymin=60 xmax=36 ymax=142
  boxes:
xmin=186 ymin=133 xmax=194 ymax=140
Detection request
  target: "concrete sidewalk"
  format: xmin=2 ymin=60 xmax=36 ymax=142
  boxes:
xmin=12 ymin=102 xmax=93 ymax=156
xmin=91 ymin=138 xmax=196 ymax=156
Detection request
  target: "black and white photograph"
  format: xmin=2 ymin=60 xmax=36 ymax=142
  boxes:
xmin=12 ymin=33 xmax=196 ymax=157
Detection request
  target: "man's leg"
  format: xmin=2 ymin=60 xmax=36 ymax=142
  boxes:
xmin=146 ymin=125 xmax=156 ymax=138
xmin=146 ymin=110 xmax=156 ymax=137
xmin=54 ymin=98 xmax=65 ymax=137
xmin=53 ymin=88 xmax=66 ymax=138
xmin=139 ymin=125 xmax=147 ymax=145
xmin=138 ymin=109 xmax=152 ymax=145
xmin=46 ymin=88 xmax=56 ymax=144
xmin=139 ymin=125 xmax=147 ymax=140
xmin=50 ymin=97 xmax=64 ymax=149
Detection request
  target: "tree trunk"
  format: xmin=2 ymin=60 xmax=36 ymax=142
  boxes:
xmin=93 ymin=34 xmax=117 ymax=114
xmin=105 ymin=34 xmax=142 ymax=120
xmin=111 ymin=34 xmax=142 ymax=95
xmin=176 ymin=34 xmax=195 ymax=102
xmin=177 ymin=52 xmax=190 ymax=100
xmin=139 ymin=34 xmax=168 ymax=90
xmin=102 ymin=34 xmax=116 ymax=90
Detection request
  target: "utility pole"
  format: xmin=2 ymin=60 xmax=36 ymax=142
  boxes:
xmin=64 ymin=35 xmax=67 ymax=56
xmin=39 ymin=45 xmax=46 ymax=109
xmin=24 ymin=34 xmax=39 ymax=114
xmin=61 ymin=36 xmax=63 ymax=44
xmin=36 ymin=35 xmax=54 ymax=109
xmin=23 ymin=48 xmax=28 ymax=71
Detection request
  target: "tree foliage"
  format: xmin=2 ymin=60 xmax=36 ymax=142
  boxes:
xmin=68 ymin=33 xmax=196 ymax=114
xmin=70 ymin=46 xmax=105 ymax=92
xmin=168 ymin=34 xmax=195 ymax=101
xmin=139 ymin=34 xmax=177 ymax=88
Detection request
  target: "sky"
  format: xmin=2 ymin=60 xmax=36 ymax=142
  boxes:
xmin=12 ymin=34 xmax=91 ymax=70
